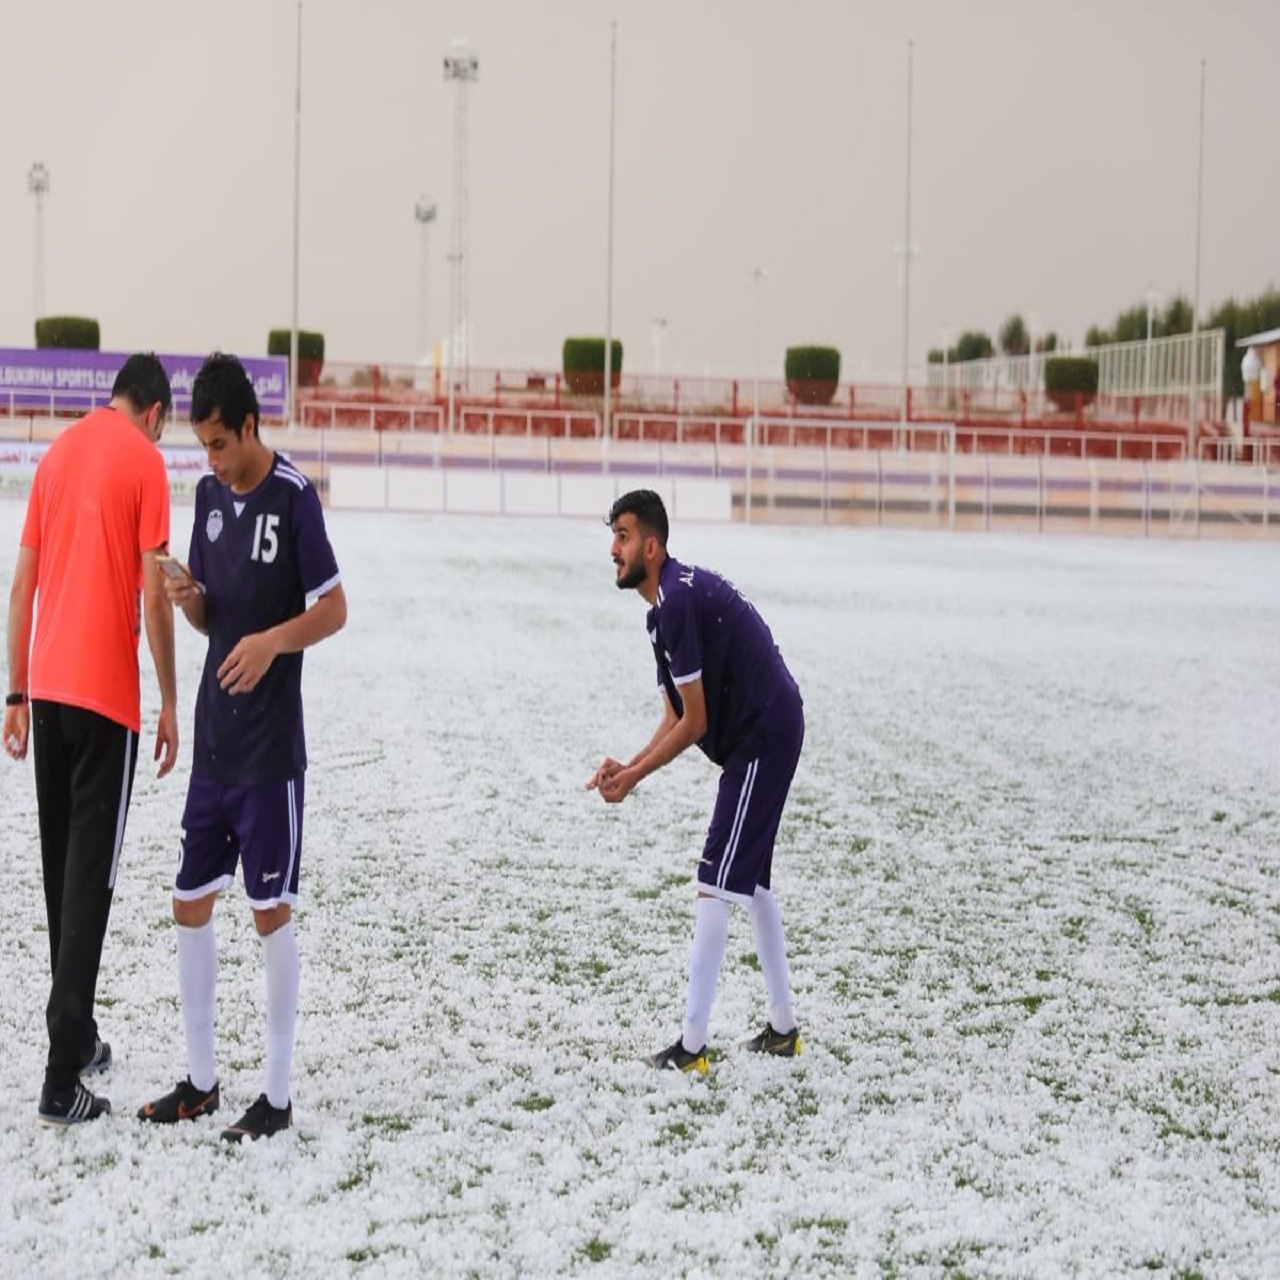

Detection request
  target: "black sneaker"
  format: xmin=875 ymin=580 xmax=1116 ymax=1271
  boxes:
xmin=80 ymin=1037 xmax=112 ymax=1076
xmin=220 ymin=1094 xmax=292 ymax=1143
xmin=138 ymin=1078 xmax=221 ymax=1124
xmin=743 ymin=1022 xmax=803 ymax=1057
xmin=37 ymin=1081 xmax=111 ymax=1127
xmin=647 ymin=1037 xmax=709 ymax=1075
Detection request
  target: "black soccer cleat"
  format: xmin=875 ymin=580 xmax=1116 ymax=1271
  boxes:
xmin=648 ymin=1037 xmax=709 ymax=1075
xmin=138 ymin=1078 xmax=221 ymax=1124
xmin=37 ymin=1081 xmax=111 ymax=1127
xmin=80 ymin=1037 xmax=112 ymax=1076
xmin=743 ymin=1022 xmax=803 ymax=1057
xmin=220 ymin=1093 xmax=292 ymax=1143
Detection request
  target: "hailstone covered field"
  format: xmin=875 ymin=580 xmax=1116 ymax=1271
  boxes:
xmin=1 ymin=500 xmax=1278 ymax=1277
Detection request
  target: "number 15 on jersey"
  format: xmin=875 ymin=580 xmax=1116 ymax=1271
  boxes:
xmin=252 ymin=514 xmax=280 ymax=564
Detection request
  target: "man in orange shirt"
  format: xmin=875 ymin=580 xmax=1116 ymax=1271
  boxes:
xmin=3 ymin=352 xmax=180 ymax=1127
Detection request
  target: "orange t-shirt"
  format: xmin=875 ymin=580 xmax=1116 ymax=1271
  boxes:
xmin=21 ymin=406 xmax=170 ymax=732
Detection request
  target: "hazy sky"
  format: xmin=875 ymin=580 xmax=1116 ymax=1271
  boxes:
xmin=2 ymin=0 xmax=1277 ymax=383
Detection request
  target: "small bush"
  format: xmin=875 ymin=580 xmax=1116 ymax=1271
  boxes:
xmin=562 ymin=338 xmax=622 ymax=394
xmin=35 ymin=316 xmax=100 ymax=350
xmin=1044 ymin=356 xmax=1098 ymax=410
xmin=268 ymin=329 xmax=325 ymax=362
xmin=785 ymin=345 xmax=840 ymax=405
xmin=268 ymin=329 xmax=325 ymax=388
xmin=1044 ymin=357 xmax=1098 ymax=395
xmin=784 ymin=345 xmax=840 ymax=385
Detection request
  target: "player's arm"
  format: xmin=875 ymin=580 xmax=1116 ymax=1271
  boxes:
xmin=3 ymin=546 xmax=37 ymax=760
xmin=141 ymin=546 xmax=179 ymax=778
xmin=588 ymin=689 xmax=679 ymax=792
xmin=218 ymin=582 xmax=348 ymax=696
xmin=595 ymin=679 xmax=708 ymax=803
xmin=160 ymin=556 xmax=207 ymax=633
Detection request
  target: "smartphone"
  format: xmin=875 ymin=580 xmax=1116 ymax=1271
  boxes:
xmin=155 ymin=554 xmax=192 ymax=582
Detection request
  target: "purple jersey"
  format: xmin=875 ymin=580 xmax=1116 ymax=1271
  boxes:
xmin=647 ymin=556 xmax=801 ymax=767
xmin=187 ymin=454 xmax=340 ymax=784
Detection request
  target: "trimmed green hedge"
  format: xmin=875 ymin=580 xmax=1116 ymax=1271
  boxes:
xmin=562 ymin=337 xmax=622 ymax=394
xmin=562 ymin=338 xmax=623 ymax=375
xmin=35 ymin=316 xmax=100 ymax=350
xmin=268 ymin=329 xmax=325 ymax=362
xmin=1044 ymin=356 xmax=1098 ymax=410
xmin=1044 ymin=356 xmax=1098 ymax=395
xmin=784 ymin=345 xmax=840 ymax=384
xmin=268 ymin=329 xmax=325 ymax=388
xmin=785 ymin=345 xmax=840 ymax=405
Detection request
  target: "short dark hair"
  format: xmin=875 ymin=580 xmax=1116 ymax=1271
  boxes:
xmin=111 ymin=353 xmax=172 ymax=417
xmin=191 ymin=352 xmax=260 ymax=438
xmin=607 ymin=488 xmax=669 ymax=546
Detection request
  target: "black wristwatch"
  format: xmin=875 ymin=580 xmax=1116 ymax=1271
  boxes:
xmin=5 ymin=692 xmax=28 ymax=707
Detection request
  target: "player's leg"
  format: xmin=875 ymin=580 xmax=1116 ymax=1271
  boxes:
xmin=139 ymin=775 xmax=233 ymax=1123
xmin=37 ymin=706 xmax=137 ymax=1124
xmin=649 ymin=757 xmax=759 ymax=1072
xmin=742 ymin=700 xmax=805 ymax=1056
xmin=220 ymin=776 xmax=303 ymax=1141
xmin=30 ymin=699 xmax=72 ymax=978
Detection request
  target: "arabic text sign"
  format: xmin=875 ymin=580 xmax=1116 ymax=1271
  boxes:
xmin=0 ymin=349 xmax=288 ymax=417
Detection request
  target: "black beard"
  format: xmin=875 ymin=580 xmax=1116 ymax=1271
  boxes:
xmin=615 ymin=561 xmax=646 ymax=591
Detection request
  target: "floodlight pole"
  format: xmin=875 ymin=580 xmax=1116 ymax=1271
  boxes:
xmin=603 ymin=20 xmax=618 ymax=443
xmin=899 ymin=38 xmax=914 ymax=431
xmin=414 ymin=196 xmax=438 ymax=362
xmin=290 ymin=0 xmax=302 ymax=430
xmin=27 ymin=161 xmax=49 ymax=328
xmin=749 ymin=267 xmax=766 ymax=526
xmin=1189 ymin=57 xmax=1206 ymax=428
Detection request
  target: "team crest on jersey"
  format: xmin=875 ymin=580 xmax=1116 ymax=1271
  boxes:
xmin=206 ymin=509 xmax=224 ymax=543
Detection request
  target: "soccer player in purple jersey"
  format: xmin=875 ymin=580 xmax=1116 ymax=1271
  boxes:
xmin=589 ymin=489 xmax=805 ymax=1073
xmin=138 ymin=353 xmax=346 ymax=1140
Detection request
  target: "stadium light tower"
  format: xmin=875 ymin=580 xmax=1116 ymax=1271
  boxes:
xmin=443 ymin=37 xmax=478 ymax=431
xmin=414 ymin=195 xmax=437 ymax=362
xmin=27 ymin=161 xmax=50 ymax=325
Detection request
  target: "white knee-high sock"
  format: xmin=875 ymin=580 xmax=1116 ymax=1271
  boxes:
xmin=682 ymin=896 xmax=731 ymax=1052
xmin=749 ymin=887 xmax=797 ymax=1033
xmin=176 ymin=920 xmax=218 ymax=1092
xmin=261 ymin=920 xmax=300 ymax=1110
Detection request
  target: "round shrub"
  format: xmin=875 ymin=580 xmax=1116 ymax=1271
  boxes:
xmin=35 ymin=316 xmax=100 ymax=350
xmin=268 ymin=329 xmax=325 ymax=387
xmin=785 ymin=345 xmax=840 ymax=406
xmin=562 ymin=338 xmax=623 ymax=395
xmin=1044 ymin=356 xmax=1098 ymax=411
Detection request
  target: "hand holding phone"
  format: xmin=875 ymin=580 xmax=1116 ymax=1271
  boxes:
xmin=155 ymin=553 xmax=203 ymax=595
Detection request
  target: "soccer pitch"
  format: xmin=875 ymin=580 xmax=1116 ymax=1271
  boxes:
xmin=1 ymin=501 xmax=1279 ymax=1277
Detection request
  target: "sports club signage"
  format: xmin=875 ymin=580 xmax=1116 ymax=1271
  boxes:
xmin=0 ymin=348 xmax=288 ymax=418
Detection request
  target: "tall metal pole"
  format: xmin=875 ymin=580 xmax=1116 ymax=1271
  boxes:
xmin=27 ymin=162 xmax=49 ymax=328
xmin=289 ymin=1 xmax=302 ymax=430
xmin=900 ymin=39 xmax=914 ymax=431
xmin=749 ymin=268 xmax=765 ymax=527
xmin=414 ymin=197 xmax=437 ymax=362
xmin=1189 ymin=57 xmax=1206 ymax=428
xmin=603 ymin=20 xmax=618 ymax=443
xmin=444 ymin=39 xmax=478 ymax=433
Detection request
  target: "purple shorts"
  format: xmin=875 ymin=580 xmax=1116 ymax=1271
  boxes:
xmin=175 ymin=772 xmax=305 ymax=909
xmin=698 ymin=698 xmax=805 ymax=904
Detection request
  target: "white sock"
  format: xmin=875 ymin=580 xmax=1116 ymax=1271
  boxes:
xmin=681 ymin=896 xmax=731 ymax=1052
xmin=261 ymin=920 xmax=300 ymax=1110
xmin=749 ymin=887 xmax=797 ymax=1033
xmin=176 ymin=920 xmax=218 ymax=1092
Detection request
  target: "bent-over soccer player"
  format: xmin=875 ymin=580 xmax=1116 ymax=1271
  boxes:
xmin=138 ymin=353 xmax=346 ymax=1140
xmin=588 ymin=489 xmax=805 ymax=1073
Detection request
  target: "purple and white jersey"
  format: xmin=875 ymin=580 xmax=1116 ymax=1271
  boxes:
xmin=647 ymin=555 xmax=801 ymax=767
xmin=187 ymin=453 xmax=340 ymax=784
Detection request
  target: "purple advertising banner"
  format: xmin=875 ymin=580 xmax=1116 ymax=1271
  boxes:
xmin=0 ymin=348 xmax=289 ymax=418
